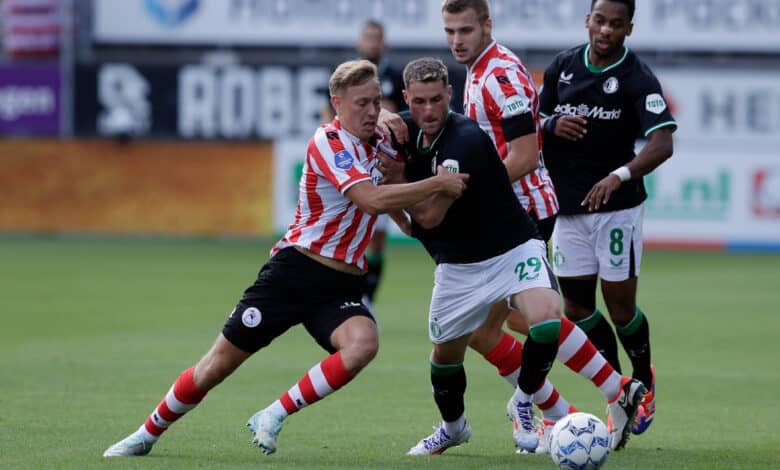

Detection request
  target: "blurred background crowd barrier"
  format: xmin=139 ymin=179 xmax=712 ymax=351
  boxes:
xmin=1 ymin=0 xmax=779 ymax=249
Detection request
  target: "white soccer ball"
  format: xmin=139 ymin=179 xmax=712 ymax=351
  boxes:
xmin=549 ymin=412 xmax=611 ymax=470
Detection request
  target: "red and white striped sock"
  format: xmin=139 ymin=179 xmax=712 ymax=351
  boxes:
xmin=483 ymin=332 xmax=524 ymax=386
xmin=141 ymin=367 xmax=208 ymax=441
xmin=484 ymin=333 xmax=572 ymax=421
xmin=557 ymin=318 xmax=622 ymax=401
xmin=533 ymin=379 xmax=575 ymax=422
xmin=268 ymin=352 xmax=354 ymax=418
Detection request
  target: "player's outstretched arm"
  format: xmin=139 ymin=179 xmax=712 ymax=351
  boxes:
xmin=403 ymin=166 xmax=462 ymax=229
xmin=345 ymin=166 xmax=469 ymax=215
xmin=581 ymin=128 xmax=673 ymax=212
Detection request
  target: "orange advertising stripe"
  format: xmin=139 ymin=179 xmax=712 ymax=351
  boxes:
xmin=0 ymin=139 xmax=273 ymax=237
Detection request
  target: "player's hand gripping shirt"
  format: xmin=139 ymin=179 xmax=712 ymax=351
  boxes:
xmin=464 ymin=40 xmax=558 ymax=221
xmin=399 ymin=111 xmax=539 ymax=265
xmin=272 ymin=119 xmax=397 ymax=270
xmin=539 ymin=44 xmax=677 ymax=214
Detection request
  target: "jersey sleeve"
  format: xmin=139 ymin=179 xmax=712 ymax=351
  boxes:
xmin=308 ymin=131 xmax=371 ymax=194
xmin=485 ymin=68 xmax=537 ymax=141
xmin=538 ymin=57 xmax=561 ymax=118
xmin=633 ymin=72 xmax=678 ymax=137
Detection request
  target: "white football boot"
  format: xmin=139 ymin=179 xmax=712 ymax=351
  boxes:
xmin=407 ymin=421 xmax=472 ymax=455
xmin=103 ymin=426 xmax=155 ymax=457
xmin=247 ymin=409 xmax=285 ymax=455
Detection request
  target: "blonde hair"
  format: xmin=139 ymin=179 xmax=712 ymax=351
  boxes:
xmin=328 ymin=59 xmax=378 ymax=98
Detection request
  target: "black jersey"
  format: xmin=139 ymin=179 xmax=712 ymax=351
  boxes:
xmin=399 ymin=111 xmax=539 ymax=265
xmin=539 ymin=44 xmax=677 ymax=215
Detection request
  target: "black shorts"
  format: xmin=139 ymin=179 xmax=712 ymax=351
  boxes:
xmin=222 ymin=247 xmax=374 ymax=354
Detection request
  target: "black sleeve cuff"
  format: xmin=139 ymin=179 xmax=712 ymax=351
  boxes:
xmin=500 ymin=112 xmax=536 ymax=141
xmin=543 ymin=114 xmax=561 ymax=138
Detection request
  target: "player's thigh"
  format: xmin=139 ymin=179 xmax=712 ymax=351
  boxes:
xmin=594 ymin=205 xmax=644 ymax=282
xmin=303 ymin=273 xmax=376 ymax=354
xmin=551 ymin=214 xmax=599 ymax=277
xmin=222 ymin=250 xmax=312 ymax=354
xmin=305 ymin=302 xmax=376 ymax=354
xmin=509 ymin=287 xmax=561 ymax=325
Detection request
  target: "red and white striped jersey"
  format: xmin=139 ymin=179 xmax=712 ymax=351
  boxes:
xmin=464 ymin=40 xmax=559 ymax=221
xmin=272 ymin=118 xmax=397 ymax=270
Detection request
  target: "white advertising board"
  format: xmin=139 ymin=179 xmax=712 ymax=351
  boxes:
xmin=657 ymin=69 xmax=780 ymax=149
xmin=94 ymin=0 xmax=780 ymax=51
xmin=274 ymin=140 xmax=780 ymax=250
xmin=643 ymin=143 xmax=780 ymax=248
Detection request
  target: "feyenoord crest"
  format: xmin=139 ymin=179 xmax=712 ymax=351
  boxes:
xmin=603 ymin=76 xmax=619 ymax=94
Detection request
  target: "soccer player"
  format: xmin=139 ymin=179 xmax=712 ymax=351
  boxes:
xmin=102 ymin=59 xmax=468 ymax=458
xmin=322 ymin=20 xmax=408 ymax=311
xmin=539 ymin=0 xmax=677 ymax=435
xmin=380 ymin=0 xmax=646 ymax=452
xmin=394 ymin=57 xmax=562 ymax=456
xmin=353 ymin=20 xmax=407 ymax=312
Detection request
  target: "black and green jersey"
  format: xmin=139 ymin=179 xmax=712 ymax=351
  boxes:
xmin=398 ymin=111 xmax=539 ymax=264
xmin=539 ymin=44 xmax=677 ymax=215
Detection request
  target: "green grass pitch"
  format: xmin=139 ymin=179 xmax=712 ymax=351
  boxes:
xmin=1 ymin=237 xmax=778 ymax=469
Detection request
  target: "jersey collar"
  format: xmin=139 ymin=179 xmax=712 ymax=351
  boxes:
xmin=416 ymin=111 xmax=453 ymax=155
xmin=467 ymin=39 xmax=497 ymax=75
xmin=334 ymin=117 xmax=364 ymax=145
xmin=583 ymin=44 xmax=629 ymax=74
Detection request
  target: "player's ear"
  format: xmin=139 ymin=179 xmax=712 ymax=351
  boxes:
xmin=331 ymin=95 xmax=340 ymax=114
xmin=626 ymin=22 xmax=633 ymax=37
xmin=403 ymin=89 xmax=409 ymax=105
xmin=585 ymin=14 xmax=591 ymax=29
xmin=446 ymin=85 xmax=453 ymax=101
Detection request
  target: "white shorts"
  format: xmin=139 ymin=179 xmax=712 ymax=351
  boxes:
xmin=428 ymin=239 xmax=556 ymax=344
xmin=551 ymin=204 xmax=644 ymax=282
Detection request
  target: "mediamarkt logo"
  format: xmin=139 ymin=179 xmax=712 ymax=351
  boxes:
xmin=554 ymin=103 xmax=622 ymax=120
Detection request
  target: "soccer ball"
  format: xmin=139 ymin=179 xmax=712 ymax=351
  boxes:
xmin=549 ymin=412 xmax=611 ymax=470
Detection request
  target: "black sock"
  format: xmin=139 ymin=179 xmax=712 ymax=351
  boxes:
xmin=575 ymin=310 xmax=622 ymax=374
xmin=518 ymin=336 xmax=558 ymax=396
xmin=616 ymin=308 xmax=652 ymax=389
xmin=430 ymin=362 xmax=467 ymax=422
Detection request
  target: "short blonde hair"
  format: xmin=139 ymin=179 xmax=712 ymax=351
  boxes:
xmin=328 ymin=59 xmax=378 ymax=98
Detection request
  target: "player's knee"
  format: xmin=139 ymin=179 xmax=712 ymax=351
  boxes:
xmin=468 ymin=324 xmax=497 ymax=355
xmin=341 ymin=330 xmax=379 ymax=371
xmin=559 ymin=278 xmax=598 ymax=319
xmin=505 ymin=311 xmax=529 ymax=335
xmin=606 ymin=304 xmax=635 ymax=326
